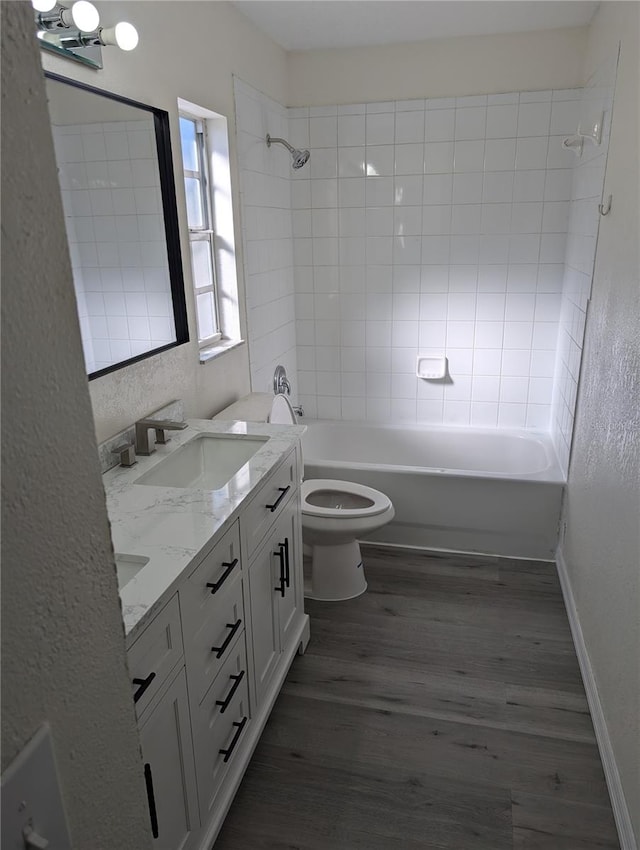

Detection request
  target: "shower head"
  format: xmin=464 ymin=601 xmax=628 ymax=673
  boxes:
xmin=266 ymin=134 xmax=311 ymax=170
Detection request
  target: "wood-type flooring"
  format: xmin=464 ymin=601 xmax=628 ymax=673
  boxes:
xmin=214 ymin=545 xmax=619 ymax=849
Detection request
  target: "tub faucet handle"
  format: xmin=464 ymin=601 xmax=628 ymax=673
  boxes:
xmin=273 ymin=364 xmax=291 ymax=396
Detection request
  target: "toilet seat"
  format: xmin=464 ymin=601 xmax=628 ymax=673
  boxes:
xmin=302 ymin=479 xmax=391 ymax=519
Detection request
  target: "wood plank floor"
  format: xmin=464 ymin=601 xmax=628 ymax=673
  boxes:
xmin=215 ymin=545 xmax=619 ymax=849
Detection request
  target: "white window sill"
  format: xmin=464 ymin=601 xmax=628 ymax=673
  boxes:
xmin=199 ymin=338 xmax=245 ymax=364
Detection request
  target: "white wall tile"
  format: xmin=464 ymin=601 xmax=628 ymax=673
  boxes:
xmin=276 ymin=86 xmax=577 ymax=428
xmin=486 ymin=105 xmax=518 ymax=139
xmin=515 ymin=137 xmax=549 ymax=170
xmin=454 ymin=140 xmax=485 ymax=172
xmin=425 ymin=142 xmax=454 ymax=174
xmin=395 ymin=111 xmax=425 ymax=143
xmin=484 ymin=139 xmax=516 ymax=171
xmin=454 ymin=107 xmax=486 ymax=140
xmin=517 ymin=102 xmax=552 ymax=137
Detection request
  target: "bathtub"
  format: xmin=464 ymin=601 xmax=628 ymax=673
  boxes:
xmin=302 ymin=420 xmax=565 ymax=560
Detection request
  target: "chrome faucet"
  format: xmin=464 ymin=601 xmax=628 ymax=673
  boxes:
xmin=135 ymin=418 xmax=187 ymax=456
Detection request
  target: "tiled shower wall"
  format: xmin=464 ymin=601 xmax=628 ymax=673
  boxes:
xmin=289 ymin=91 xmax=580 ymax=426
xmin=53 ymin=120 xmax=175 ymax=374
xmin=551 ymin=54 xmax=618 ymax=475
xmin=234 ymin=79 xmax=297 ymax=394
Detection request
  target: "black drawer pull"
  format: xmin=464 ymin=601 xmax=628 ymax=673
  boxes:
xmin=265 ymin=485 xmax=290 ymax=512
xmin=219 ymin=716 xmax=248 ymax=763
xmin=274 ymin=545 xmax=286 ymax=597
xmin=206 ymin=558 xmax=238 ymax=594
xmin=215 ymin=670 xmax=245 ymax=714
xmin=211 ymin=619 xmax=242 ymax=659
xmin=283 ymin=536 xmax=290 ymax=588
xmin=144 ymin=763 xmax=159 ymax=839
xmin=132 ymin=671 xmax=156 ymax=703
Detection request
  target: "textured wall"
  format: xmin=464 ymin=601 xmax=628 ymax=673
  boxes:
xmin=41 ymin=1 xmax=290 ymax=441
xmin=287 ymin=27 xmax=587 ymax=107
xmin=1 ymin=4 xmax=151 ymax=847
xmin=562 ymin=2 xmax=640 ymax=842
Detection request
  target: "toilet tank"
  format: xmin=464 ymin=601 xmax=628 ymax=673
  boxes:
xmin=212 ymin=392 xmax=297 ymax=424
xmin=211 ymin=392 xmax=273 ymax=422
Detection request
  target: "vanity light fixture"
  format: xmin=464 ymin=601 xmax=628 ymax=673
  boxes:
xmin=33 ymin=1 xmax=139 ymax=69
xmin=36 ymin=0 xmax=100 ymax=33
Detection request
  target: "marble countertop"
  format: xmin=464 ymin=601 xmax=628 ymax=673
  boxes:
xmin=103 ymin=418 xmax=305 ymax=643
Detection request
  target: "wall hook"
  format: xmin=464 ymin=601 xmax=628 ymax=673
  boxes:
xmin=598 ymin=194 xmax=612 ymax=216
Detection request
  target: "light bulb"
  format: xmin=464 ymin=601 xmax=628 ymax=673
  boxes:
xmin=100 ymin=21 xmax=138 ymax=51
xmin=32 ymin=0 xmax=57 ymax=11
xmin=69 ymin=0 xmax=99 ymax=31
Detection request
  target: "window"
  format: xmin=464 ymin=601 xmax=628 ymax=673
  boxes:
xmin=179 ymin=114 xmax=220 ymax=346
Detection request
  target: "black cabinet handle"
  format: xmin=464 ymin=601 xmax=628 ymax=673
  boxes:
xmin=144 ymin=763 xmax=159 ymax=839
xmin=211 ymin=618 xmax=242 ymax=659
xmin=206 ymin=558 xmax=238 ymax=594
xmin=215 ymin=670 xmax=245 ymax=714
xmin=265 ymin=485 xmax=290 ymax=512
xmin=132 ymin=671 xmax=156 ymax=704
xmin=219 ymin=716 xmax=248 ymax=763
xmin=283 ymin=536 xmax=290 ymax=589
xmin=274 ymin=545 xmax=286 ymax=597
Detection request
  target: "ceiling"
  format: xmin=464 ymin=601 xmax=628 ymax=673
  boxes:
xmin=231 ymin=1 xmax=599 ymax=51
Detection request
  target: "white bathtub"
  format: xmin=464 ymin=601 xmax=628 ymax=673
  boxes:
xmin=302 ymin=420 xmax=565 ymax=560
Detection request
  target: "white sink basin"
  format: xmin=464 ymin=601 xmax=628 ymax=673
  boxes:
xmin=135 ymin=433 xmax=268 ymax=491
xmin=115 ymin=553 xmax=150 ymax=590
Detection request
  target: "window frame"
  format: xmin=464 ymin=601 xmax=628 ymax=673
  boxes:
xmin=179 ymin=113 xmax=221 ymax=347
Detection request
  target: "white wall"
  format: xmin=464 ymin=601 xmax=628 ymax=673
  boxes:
xmin=287 ymin=27 xmax=587 ymax=106
xmin=561 ymin=2 xmax=640 ymax=844
xmin=234 ymin=79 xmax=298 ymax=395
xmin=42 ymin=1 xmax=290 ymax=441
xmin=1 ymin=4 xmax=151 ymax=847
xmin=288 ymin=91 xmax=576 ymax=425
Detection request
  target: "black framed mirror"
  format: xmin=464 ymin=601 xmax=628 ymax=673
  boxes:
xmin=45 ymin=72 xmax=189 ymax=379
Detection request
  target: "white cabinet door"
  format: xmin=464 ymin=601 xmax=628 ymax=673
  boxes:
xmin=248 ymin=500 xmax=302 ymax=708
xmin=275 ymin=498 xmax=300 ymax=652
xmin=248 ymin=529 xmax=281 ymax=708
xmin=139 ymin=668 xmax=200 ymax=850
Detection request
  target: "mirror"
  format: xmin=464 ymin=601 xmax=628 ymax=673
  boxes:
xmin=45 ymin=73 xmax=189 ymax=379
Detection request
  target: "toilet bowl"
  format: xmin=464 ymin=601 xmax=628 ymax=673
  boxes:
xmin=269 ymin=394 xmax=395 ymax=601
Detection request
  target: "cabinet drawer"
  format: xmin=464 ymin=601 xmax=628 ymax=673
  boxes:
xmin=180 ymin=521 xmax=242 ymax=642
xmin=128 ymin=594 xmax=183 ymax=720
xmin=242 ymin=451 xmax=297 ymax=559
xmin=193 ymin=638 xmax=251 ymax=821
xmin=183 ymin=572 xmax=245 ymax=706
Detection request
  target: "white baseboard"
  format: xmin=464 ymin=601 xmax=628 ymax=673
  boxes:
xmin=556 ymin=546 xmax=638 ymax=850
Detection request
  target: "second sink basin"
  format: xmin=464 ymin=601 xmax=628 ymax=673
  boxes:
xmin=115 ymin=553 xmax=150 ymax=590
xmin=135 ymin=433 xmax=269 ymax=491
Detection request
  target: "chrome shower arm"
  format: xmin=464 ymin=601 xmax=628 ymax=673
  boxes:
xmin=266 ymin=134 xmax=295 ymax=155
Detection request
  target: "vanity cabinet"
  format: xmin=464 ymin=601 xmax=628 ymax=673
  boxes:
xmin=125 ymin=443 xmax=309 ymax=850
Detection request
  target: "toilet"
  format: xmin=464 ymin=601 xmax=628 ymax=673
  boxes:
xmin=269 ymin=394 xmax=395 ymax=601
xmin=213 ymin=390 xmax=395 ymax=600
